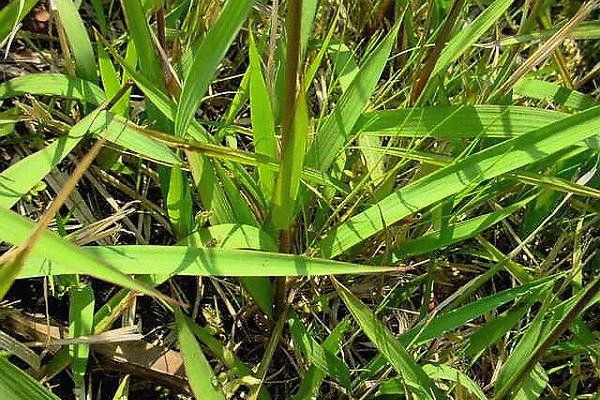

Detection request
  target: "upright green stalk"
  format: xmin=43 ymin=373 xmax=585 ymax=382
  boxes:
xmin=271 ymin=0 xmax=306 ymax=316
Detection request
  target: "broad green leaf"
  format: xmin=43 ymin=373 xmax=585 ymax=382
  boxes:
xmin=69 ymin=284 xmax=95 ymax=396
xmin=0 ymin=73 xmax=105 ymax=105
xmin=319 ymin=105 xmax=600 ymax=258
xmin=249 ymin=32 xmax=277 ymax=199
xmin=433 ymin=0 xmax=513 ymax=75
xmin=306 ymin=24 xmax=399 ymax=171
xmin=175 ymin=0 xmax=255 ymax=137
xmin=464 ymin=302 xmax=531 ymax=358
xmin=333 ymin=279 xmax=444 ymax=399
xmin=356 ymin=106 xmax=566 ymax=139
xmin=175 ymin=309 xmax=226 ymax=400
xmin=54 ymin=0 xmax=97 ymax=82
xmin=0 ymin=357 xmax=60 ymax=400
xmin=0 ymin=0 xmax=39 ymax=49
xmin=20 ymin=245 xmax=397 ymax=278
xmin=357 ymin=106 xmax=600 ymax=149
xmin=514 ymin=78 xmax=597 ymax=110
xmin=0 ymin=206 xmax=172 ymax=303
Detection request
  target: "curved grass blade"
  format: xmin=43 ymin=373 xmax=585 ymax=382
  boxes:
xmin=0 ymin=73 xmax=105 ymax=105
xmin=54 ymin=0 xmax=97 ymax=82
xmin=319 ymin=105 xmax=600 ymax=258
xmin=249 ymin=31 xmax=277 ymax=199
xmin=175 ymin=0 xmax=255 ymax=137
xmin=0 ymin=0 xmax=37 ymax=46
xmin=306 ymin=23 xmax=400 ymax=171
xmin=175 ymin=309 xmax=226 ymax=400
xmin=0 ymin=357 xmax=60 ymax=400
xmin=433 ymin=0 xmax=513 ymax=75
xmin=0 ymin=110 xmax=180 ymax=209
xmin=390 ymin=195 xmax=535 ymax=260
xmin=514 ymin=79 xmax=597 ymax=110
xmin=332 ymin=278 xmax=444 ymax=399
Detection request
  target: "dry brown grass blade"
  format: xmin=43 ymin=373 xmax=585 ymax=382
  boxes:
xmin=0 ymin=307 xmax=188 ymax=391
xmin=495 ymin=0 xmax=600 ymax=97
xmin=410 ymin=0 xmax=466 ymax=104
xmin=0 ymin=83 xmax=132 ymax=267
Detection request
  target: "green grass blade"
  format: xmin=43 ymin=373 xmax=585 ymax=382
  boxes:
xmin=270 ymin=88 xmax=309 ymax=229
xmin=464 ymin=302 xmax=533 ymax=358
xmin=401 ymin=276 xmax=556 ymax=348
xmin=0 ymin=207 xmax=172 ymax=304
xmin=175 ymin=0 xmax=255 ymax=137
xmin=390 ymin=195 xmax=535 ymax=259
xmin=167 ymin=165 xmax=193 ymax=239
xmin=0 ymin=0 xmax=38 ymax=46
xmin=333 ymin=279 xmax=444 ymax=399
xmin=306 ymin=24 xmax=399 ymax=171
xmin=514 ymin=78 xmax=597 ymax=110
xmin=174 ymin=309 xmax=226 ymax=400
xmin=187 ymin=224 xmax=275 ymax=316
xmin=495 ymin=276 xmax=600 ymax=399
xmin=19 ymin=245 xmax=398 ymax=278
xmin=288 ymin=313 xmax=351 ymax=389
xmin=0 ymin=357 xmax=60 ymax=400
xmin=0 ymin=73 xmax=105 ymax=105
xmin=119 ymin=0 xmax=165 ymax=89
xmin=102 ymin=37 xmax=258 ymax=226
xmin=292 ymin=320 xmax=350 ymax=400
xmin=433 ymin=0 xmax=513 ymax=75
xmin=97 ymin=38 xmax=129 ymax=116
xmin=319 ymin=105 xmax=600 ymax=258
xmin=69 ymin=284 xmax=95 ymax=397
xmin=0 ymin=110 xmax=181 ymax=209
xmin=356 ymin=105 xmax=582 ymax=141
xmin=249 ymin=31 xmax=277 ymax=199
xmin=54 ymin=0 xmax=97 ymax=82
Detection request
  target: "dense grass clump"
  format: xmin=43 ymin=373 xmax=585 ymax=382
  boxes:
xmin=0 ymin=0 xmax=599 ymax=399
